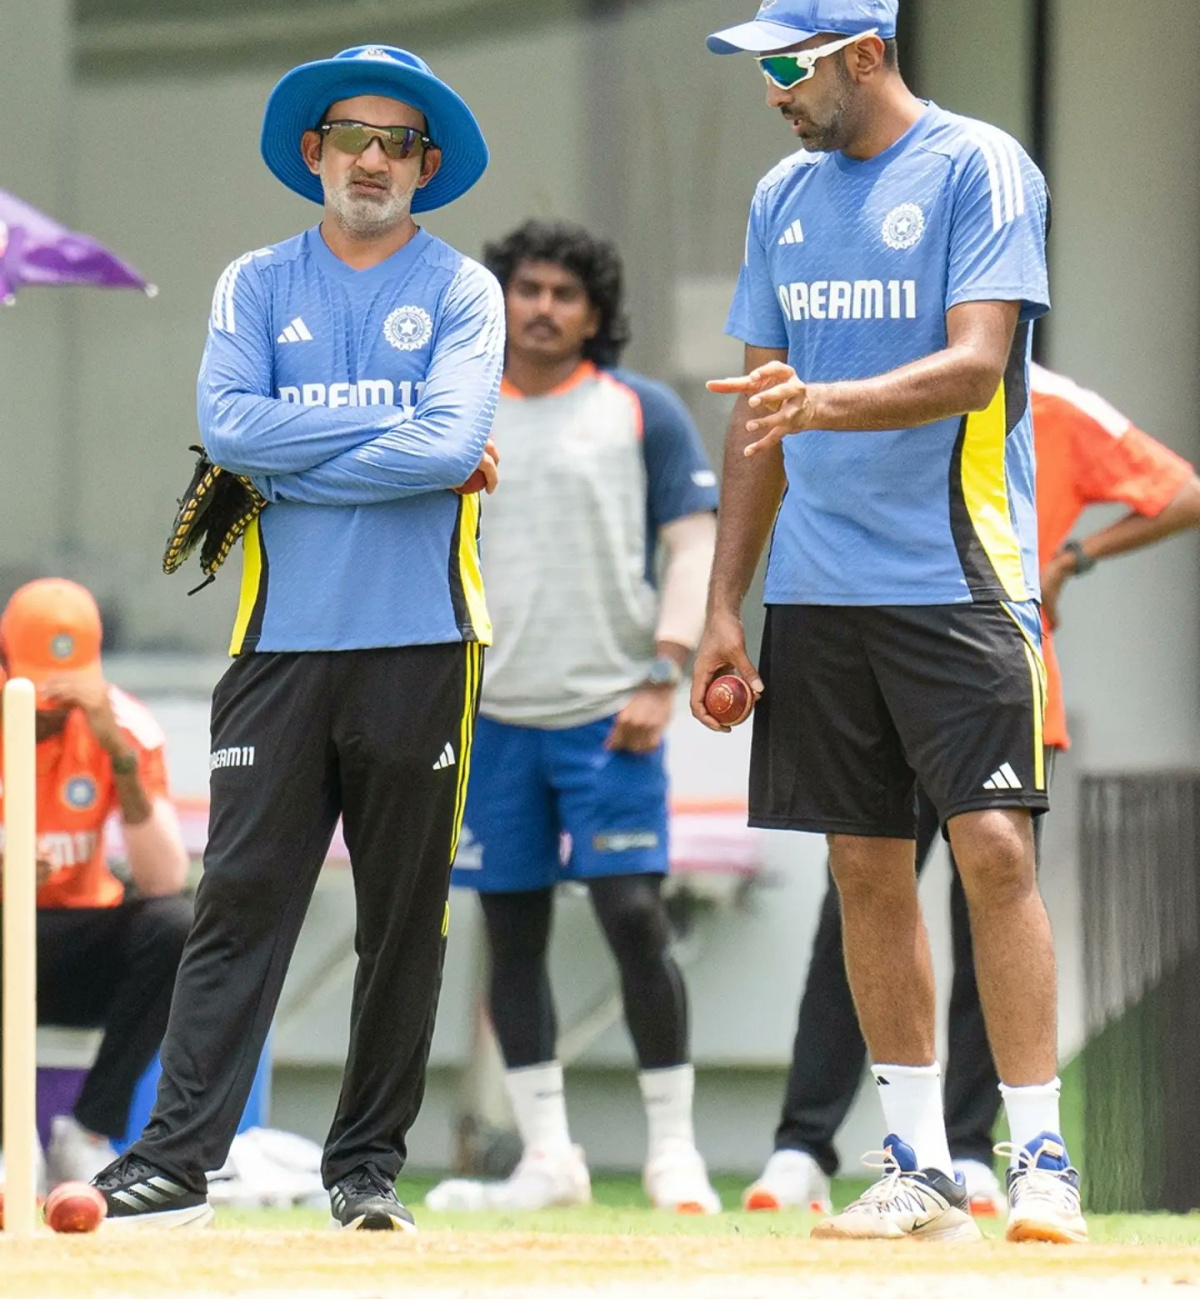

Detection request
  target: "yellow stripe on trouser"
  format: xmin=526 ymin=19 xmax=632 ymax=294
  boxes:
xmin=1002 ymin=604 xmax=1048 ymax=791
xmin=960 ymin=385 xmax=1029 ymax=602
xmin=448 ymin=641 xmax=482 ymax=868
xmin=228 ymin=517 xmax=263 ymax=656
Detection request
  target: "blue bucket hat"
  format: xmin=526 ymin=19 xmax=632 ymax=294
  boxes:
xmin=260 ymin=45 xmax=489 ymax=212
xmin=707 ymin=0 xmax=898 ymax=54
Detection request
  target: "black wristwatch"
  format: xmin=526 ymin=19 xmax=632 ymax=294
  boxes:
xmin=1061 ymin=539 xmax=1096 ymax=576
xmin=644 ymin=656 xmax=684 ymax=688
xmin=110 ymin=749 xmax=139 ymax=776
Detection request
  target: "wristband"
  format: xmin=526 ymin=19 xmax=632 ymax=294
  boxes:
xmin=1061 ymin=539 xmax=1096 ymax=576
xmin=110 ymin=749 xmax=139 ymax=776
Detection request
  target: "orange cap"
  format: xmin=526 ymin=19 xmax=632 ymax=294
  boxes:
xmin=0 ymin=578 xmax=103 ymax=693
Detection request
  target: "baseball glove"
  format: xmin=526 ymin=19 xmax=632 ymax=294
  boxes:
xmin=163 ymin=446 xmax=267 ymax=592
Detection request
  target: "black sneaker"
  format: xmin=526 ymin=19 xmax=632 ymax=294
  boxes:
xmin=330 ymin=1167 xmax=417 ymax=1231
xmin=92 ymin=1153 xmax=214 ymax=1228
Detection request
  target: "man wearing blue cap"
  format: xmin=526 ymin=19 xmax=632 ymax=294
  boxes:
xmin=694 ymin=1 xmax=1086 ymax=1244
xmin=91 ymin=46 xmax=504 ymax=1231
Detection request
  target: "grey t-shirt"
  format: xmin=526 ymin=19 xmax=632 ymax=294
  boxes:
xmin=479 ymin=362 xmax=717 ymax=728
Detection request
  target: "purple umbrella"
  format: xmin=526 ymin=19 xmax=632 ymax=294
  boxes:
xmin=0 ymin=189 xmax=155 ymax=304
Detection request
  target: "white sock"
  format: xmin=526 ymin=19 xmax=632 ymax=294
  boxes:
xmin=639 ymin=1064 xmax=696 ymax=1159
xmin=999 ymin=1078 xmax=1062 ymax=1165
xmin=871 ymin=1062 xmax=954 ymax=1176
xmin=504 ymin=1061 xmax=571 ymax=1155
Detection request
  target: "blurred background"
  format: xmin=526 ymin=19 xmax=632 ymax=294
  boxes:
xmin=2 ymin=0 xmax=1198 ymax=1195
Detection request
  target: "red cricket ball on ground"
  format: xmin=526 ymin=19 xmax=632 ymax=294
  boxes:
xmin=705 ymin=672 xmax=755 ymax=727
xmin=43 ymin=1181 xmax=107 ymax=1233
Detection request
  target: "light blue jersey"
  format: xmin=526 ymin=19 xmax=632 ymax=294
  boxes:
xmin=727 ymin=104 xmax=1050 ymax=606
xmin=198 ymin=226 xmax=505 ymax=653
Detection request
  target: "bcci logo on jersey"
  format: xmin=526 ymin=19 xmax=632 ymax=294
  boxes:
xmin=882 ymin=203 xmax=926 ymax=250
xmin=63 ymin=776 xmax=97 ymax=810
xmin=383 ymin=305 xmax=433 ymax=351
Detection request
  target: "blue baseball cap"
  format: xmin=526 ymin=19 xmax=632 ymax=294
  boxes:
xmin=260 ymin=45 xmax=489 ymax=212
xmin=707 ymin=0 xmax=898 ymax=54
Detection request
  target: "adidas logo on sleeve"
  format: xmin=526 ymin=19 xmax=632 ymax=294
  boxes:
xmin=276 ymin=317 xmax=313 ymax=343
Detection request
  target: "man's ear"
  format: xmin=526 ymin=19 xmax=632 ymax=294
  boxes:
xmin=300 ymin=129 xmax=323 ymax=177
xmin=417 ymin=145 xmax=443 ymax=189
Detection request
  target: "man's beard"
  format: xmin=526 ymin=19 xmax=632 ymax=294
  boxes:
xmin=788 ymin=94 xmax=853 ymax=153
xmin=323 ymin=164 xmax=419 ymax=239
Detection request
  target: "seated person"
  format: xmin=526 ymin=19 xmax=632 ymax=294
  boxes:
xmin=0 ymin=578 xmax=192 ymax=1187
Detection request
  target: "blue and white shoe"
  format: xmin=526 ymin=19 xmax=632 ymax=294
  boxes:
xmin=999 ymin=1131 xmax=1087 ymax=1244
xmin=811 ymin=1135 xmax=981 ymax=1241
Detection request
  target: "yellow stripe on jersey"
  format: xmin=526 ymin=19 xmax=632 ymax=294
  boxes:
xmin=441 ymin=901 xmax=450 ymax=939
xmin=448 ymin=641 xmax=482 ymax=865
xmin=456 ymin=491 xmax=492 ymax=646
xmin=1002 ymin=602 xmax=1047 ymax=790
xmin=228 ymin=517 xmax=263 ymax=656
xmin=959 ymin=384 xmax=1029 ymax=602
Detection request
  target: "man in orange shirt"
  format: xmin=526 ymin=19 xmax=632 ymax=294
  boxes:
xmin=0 ymin=579 xmax=192 ymax=1189
xmin=743 ymin=365 xmax=1200 ymax=1215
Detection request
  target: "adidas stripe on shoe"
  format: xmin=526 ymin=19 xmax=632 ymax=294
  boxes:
xmin=93 ymin=1154 xmax=214 ymax=1228
xmin=330 ymin=1167 xmax=417 ymax=1232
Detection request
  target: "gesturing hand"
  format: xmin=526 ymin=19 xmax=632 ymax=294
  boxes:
xmin=707 ymin=361 xmax=816 ymax=457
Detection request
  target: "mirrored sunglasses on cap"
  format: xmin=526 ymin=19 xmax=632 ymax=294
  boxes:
xmin=756 ymin=28 xmax=879 ymax=90
xmin=316 ymin=119 xmax=435 ymax=160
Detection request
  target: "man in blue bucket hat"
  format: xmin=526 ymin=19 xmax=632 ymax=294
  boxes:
xmin=694 ymin=0 xmax=1086 ymax=1244
xmin=91 ymin=46 xmax=504 ymax=1231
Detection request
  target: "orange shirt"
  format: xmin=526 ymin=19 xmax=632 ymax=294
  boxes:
xmin=1032 ymin=364 xmax=1193 ymax=749
xmin=0 ymin=686 xmax=170 ymax=908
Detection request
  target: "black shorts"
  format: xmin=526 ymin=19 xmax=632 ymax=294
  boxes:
xmin=749 ymin=602 xmax=1049 ymax=838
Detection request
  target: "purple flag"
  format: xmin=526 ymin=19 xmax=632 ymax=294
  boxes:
xmin=0 ymin=189 xmax=154 ymax=304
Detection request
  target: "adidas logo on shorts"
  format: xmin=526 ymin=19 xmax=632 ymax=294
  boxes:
xmin=982 ymin=763 xmax=1023 ymax=791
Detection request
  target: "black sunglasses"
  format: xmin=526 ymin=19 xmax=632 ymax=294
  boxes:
xmin=316 ymin=120 xmax=435 ymax=161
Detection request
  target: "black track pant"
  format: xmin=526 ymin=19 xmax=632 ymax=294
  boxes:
xmin=775 ymin=785 xmax=1047 ymax=1174
xmin=479 ymin=874 xmax=688 ymax=1071
xmin=0 ymin=896 xmax=193 ymax=1141
xmin=130 ymin=644 xmax=481 ymax=1191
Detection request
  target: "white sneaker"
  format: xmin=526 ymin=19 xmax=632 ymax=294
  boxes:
xmin=207 ymin=1129 xmax=326 ymax=1209
xmin=743 ymin=1149 xmax=831 ymax=1212
xmin=811 ymin=1134 xmax=981 ymax=1242
xmin=46 ymin=1115 xmax=118 ymax=1188
xmin=643 ymin=1143 xmax=721 ymax=1214
xmin=424 ymin=1145 xmax=591 ymax=1212
xmin=953 ymin=1158 xmax=1004 ymax=1218
xmin=999 ymin=1132 xmax=1088 ymax=1244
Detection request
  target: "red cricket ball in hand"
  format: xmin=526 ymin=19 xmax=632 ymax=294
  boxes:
xmin=705 ymin=672 xmax=755 ymax=727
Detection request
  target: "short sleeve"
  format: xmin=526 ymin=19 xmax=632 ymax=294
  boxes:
xmin=946 ymin=130 xmax=1050 ymax=323
xmin=726 ymin=184 xmax=789 ymax=348
xmin=1076 ymin=421 xmax=1193 ymax=515
xmin=616 ymin=372 xmax=719 ymax=530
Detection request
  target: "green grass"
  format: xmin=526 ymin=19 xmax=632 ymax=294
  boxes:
xmin=208 ymin=1172 xmax=1200 ymax=1244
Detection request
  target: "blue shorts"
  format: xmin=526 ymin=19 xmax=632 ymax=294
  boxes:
xmin=452 ymin=714 xmax=669 ymax=892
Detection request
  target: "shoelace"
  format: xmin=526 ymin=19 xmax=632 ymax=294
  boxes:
xmin=93 ymin=1155 xmax=158 ymax=1192
xmin=993 ymin=1139 xmax=1078 ymax=1207
xmin=338 ymin=1167 xmax=397 ymax=1201
xmin=843 ymin=1146 xmax=913 ymax=1211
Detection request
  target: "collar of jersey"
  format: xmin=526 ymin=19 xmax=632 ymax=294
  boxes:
xmin=501 ymin=359 xmax=596 ymax=401
xmin=831 ymin=100 xmax=937 ymax=173
xmin=306 ymin=224 xmax=431 ymax=279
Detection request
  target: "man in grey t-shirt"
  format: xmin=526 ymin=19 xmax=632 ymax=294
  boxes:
xmin=426 ymin=220 xmax=720 ymax=1214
